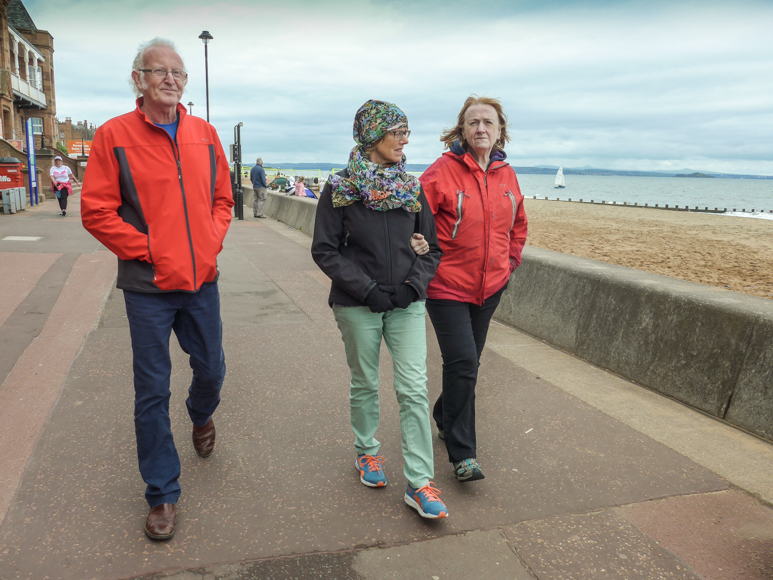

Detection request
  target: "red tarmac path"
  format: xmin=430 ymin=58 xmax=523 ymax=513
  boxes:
xmin=0 ymin=192 xmax=771 ymax=579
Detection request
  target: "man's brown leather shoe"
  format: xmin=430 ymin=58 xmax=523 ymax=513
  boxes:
xmin=144 ymin=503 xmax=176 ymax=540
xmin=192 ymin=418 xmax=216 ymax=458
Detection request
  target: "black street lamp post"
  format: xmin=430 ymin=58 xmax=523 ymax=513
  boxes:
xmin=198 ymin=30 xmax=213 ymax=123
xmin=233 ymin=122 xmax=243 ymax=220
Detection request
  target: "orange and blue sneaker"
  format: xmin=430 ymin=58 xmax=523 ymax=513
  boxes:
xmin=356 ymin=454 xmax=387 ymax=487
xmin=404 ymin=482 xmax=448 ymax=519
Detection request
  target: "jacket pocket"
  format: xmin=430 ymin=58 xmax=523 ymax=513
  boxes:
xmin=146 ymin=225 xmax=156 ymax=281
xmin=452 ymin=190 xmax=469 ymax=240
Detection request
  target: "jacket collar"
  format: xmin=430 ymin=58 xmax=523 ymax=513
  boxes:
xmin=134 ymin=97 xmax=188 ymax=125
xmin=448 ymin=140 xmax=509 ymax=172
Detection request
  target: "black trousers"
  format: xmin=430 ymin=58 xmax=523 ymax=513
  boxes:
xmin=426 ymin=283 xmax=506 ymax=463
xmin=55 ymin=188 xmax=68 ymax=211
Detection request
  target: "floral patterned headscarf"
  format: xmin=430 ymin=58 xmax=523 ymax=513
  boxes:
xmin=329 ymin=100 xmax=422 ymax=212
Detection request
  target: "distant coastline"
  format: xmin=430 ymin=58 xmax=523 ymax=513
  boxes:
xmin=674 ymin=172 xmax=715 ymax=178
xmin=249 ymin=162 xmax=773 ymax=180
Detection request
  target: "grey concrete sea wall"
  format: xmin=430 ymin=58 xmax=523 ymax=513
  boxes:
xmin=498 ymin=247 xmax=773 ymax=442
xmin=244 ymin=188 xmax=773 ymax=442
xmin=245 ymin=186 xmax=318 ymax=234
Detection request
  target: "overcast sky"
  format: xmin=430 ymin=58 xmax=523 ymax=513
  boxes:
xmin=25 ymin=0 xmax=773 ymax=175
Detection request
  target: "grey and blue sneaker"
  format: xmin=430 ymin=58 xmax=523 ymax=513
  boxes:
xmin=356 ymin=454 xmax=387 ymax=487
xmin=453 ymin=458 xmax=485 ymax=482
xmin=437 ymin=429 xmax=445 ymax=441
xmin=404 ymin=482 xmax=448 ymax=519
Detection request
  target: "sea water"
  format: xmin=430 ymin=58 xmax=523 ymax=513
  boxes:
xmin=516 ymin=174 xmax=773 ymax=220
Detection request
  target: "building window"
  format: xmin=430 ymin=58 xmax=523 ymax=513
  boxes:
xmin=30 ymin=118 xmax=43 ymax=135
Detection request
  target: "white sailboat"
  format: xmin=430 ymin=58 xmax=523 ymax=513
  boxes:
xmin=554 ymin=166 xmax=566 ymax=189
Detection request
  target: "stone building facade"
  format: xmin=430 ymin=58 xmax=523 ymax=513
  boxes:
xmin=0 ymin=0 xmax=56 ymax=148
xmin=56 ymin=118 xmax=96 ymax=152
xmin=0 ymin=0 xmax=73 ymax=196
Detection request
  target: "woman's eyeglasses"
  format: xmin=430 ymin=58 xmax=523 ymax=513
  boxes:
xmin=390 ymin=130 xmax=411 ymax=140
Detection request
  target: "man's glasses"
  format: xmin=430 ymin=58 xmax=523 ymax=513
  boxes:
xmin=139 ymin=68 xmax=188 ymax=81
xmin=390 ymin=130 xmax=411 ymax=140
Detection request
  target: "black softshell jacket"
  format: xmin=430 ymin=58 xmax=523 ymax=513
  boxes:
xmin=311 ymin=175 xmax=442 ymax=307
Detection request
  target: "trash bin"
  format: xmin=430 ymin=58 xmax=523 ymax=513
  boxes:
xmin=0 ymin=158 xmax=25 ymax=214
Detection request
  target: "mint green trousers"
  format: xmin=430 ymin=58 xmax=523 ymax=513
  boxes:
xmin=333 ymin=301 xmax=434 ymax=489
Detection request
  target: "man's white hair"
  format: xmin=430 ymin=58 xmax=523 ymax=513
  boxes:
xmin=129 ymin=38 xmax=186 ymax=98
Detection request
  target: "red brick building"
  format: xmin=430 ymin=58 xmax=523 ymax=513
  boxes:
xmin=0 ymin=0 xmax=56 ymax=148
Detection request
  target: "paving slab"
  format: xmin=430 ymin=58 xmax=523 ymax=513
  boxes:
xmin=504 ymin=510 xmax=700 ymax=579
xmin=0 ymin=252 xmax=60 ymax=327
xmin=351 ymin=529 xmax=534 ymax=580
xmin=618 ymin=489 xmax=773 ymax=580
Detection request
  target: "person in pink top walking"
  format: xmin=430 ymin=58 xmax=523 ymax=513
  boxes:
xmin=49 ymin=156 xmax=80 ymax=216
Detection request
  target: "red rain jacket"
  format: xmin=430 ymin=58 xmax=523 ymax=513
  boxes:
xmin=81 ymin=99 xmax=233 ymax=293
xmin=420 ymin=144 xmax=528 ymax=305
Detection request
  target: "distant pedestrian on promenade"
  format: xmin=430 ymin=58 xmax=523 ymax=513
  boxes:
xmin=312 ymin=99 xmax=448 ymax=519
xmin=49 ymin=155 xmax=80 ymax=216
xmin=81 ymin=38 xmax=234 ymax=541
xmin=250 ymin=158 xmax=267 ymax=218
xmin=420 ymin=95 xmax=527 ymax=483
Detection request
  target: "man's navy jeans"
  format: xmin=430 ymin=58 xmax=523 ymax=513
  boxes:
xmin=123 ymin=281 xmax=226 ymax=507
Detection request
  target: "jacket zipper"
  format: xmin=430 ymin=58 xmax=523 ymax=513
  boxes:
xmin=452 ymin=190 xmax=468 ymax=239
xmin=384 ymin=212 xmax=393 ymax=281
xmin=158 ymin=123 xmax=198 ymax=290
xmin=505 ymin=190 xmax=517 ymax=231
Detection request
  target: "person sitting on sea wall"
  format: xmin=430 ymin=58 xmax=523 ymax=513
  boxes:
xmin=284 ymin=174 xmax=296 ymax=196
xmin=295 ymin=175 xmax=307 ymax=197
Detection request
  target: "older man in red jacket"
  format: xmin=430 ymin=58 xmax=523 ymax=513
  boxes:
xmin=81 ymin=38 xmax=233 ymax=541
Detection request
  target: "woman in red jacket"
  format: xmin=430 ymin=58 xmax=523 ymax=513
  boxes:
xmin=420 ymin=96 xmax=527 ymax=483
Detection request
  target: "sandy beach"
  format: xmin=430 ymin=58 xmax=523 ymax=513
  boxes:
xmin=524 ymin=199 xmax=773 ymax=300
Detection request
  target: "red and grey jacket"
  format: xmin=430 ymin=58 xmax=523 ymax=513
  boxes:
xmin=420 ymin=141 xmax=528 ymax=305
xmin=81 ymin=99 xmax=234 ymax=293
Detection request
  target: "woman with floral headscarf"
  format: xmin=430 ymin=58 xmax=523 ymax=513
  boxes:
xmin=312 ymin=100 xmax=447 ymax=519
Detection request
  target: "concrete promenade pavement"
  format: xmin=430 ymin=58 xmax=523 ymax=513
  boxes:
xmin=0 ymin=192 xmax=771 ymax=580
